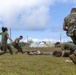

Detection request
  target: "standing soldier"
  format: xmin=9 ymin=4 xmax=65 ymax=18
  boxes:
xmin=0 ymin=27 xmax=13 ymax=54
xmin=13 ymin=36 xmax=24 ymax=54
xmin=63 ymin=8 xmax=76 ymax=44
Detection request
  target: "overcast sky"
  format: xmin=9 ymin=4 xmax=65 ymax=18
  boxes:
xmin=0 ymin=0 xmax=76 ymax=43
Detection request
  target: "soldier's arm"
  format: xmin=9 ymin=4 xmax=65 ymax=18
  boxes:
xmin=63 ymin=22 xmax=68 ymax=31
xmin=7 ymin=35 xmax=13 ymax=41
xmin=6 ymin=32 xmax=13 ymax=41
xmin=61 ymin=51 xmax=65 ymax=57
xmin=61 ymin=43 xmax=66 ymax=57
xmin=14 ymin=38 xmax=20 ymax=44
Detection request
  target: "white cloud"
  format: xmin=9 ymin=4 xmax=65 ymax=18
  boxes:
xmin=0 ymin=0 xmax=53 ymax=30
xmin=0 ymin=0 xmax=75 ymax=30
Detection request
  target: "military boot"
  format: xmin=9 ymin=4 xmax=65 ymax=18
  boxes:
xmin=69 ymin=54 xmax=76 ymax=64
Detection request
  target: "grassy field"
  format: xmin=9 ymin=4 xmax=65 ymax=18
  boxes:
xmin=0 ymin=47 xmax=75 ymax=75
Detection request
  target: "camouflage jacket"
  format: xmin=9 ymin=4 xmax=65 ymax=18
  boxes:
xmin=64 ymin=13 xmax=76 ymax=36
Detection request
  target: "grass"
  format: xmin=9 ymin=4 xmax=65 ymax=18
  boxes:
xmin=0 ymin=47 xmax=75 ymax=75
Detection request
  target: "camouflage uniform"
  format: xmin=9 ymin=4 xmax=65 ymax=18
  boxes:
xmin=13 ymin=38 xmax=24 ymax=54
xmin=61 ymin=42 xmax=76 ymax=55
xmin=64 ymin=13 xmax=76 ymax=44
xmin=25 ymin=50 xmax=37 ymax=53
xmin=39 ymin=52 xmax=51 ymax=55
xmin=27 ymin=50 xmax=51 ymax=55
xmin=0 ymin=32 xmax=13 ymax=54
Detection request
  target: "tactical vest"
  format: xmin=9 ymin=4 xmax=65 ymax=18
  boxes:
xmin=65 ymin=13 xmax=76 ymax=36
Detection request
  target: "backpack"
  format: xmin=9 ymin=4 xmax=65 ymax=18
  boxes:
xmin=65 ymin=13 xmax=76 ymax=36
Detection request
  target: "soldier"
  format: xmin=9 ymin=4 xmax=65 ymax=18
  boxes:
xmin=27 ymin=50 xmax=51 ymax=55
xmin=25 ymin=49 xmax=37 ymax=54
xmin=63 ymin=8 xmax=76 ymax=44
xmin=55 ymin=42 xmax=76 ymax=64
xmin=52 ymin=50 xmax=69 ymax=57
xmin=69 ymin=49 xmax=76 ymax=64
xmin=13 ymin=36 xmax=24 ymax=54
xmin=0 ymin=27 xmax=13 ymax=54
xmin=55 ymin=42 xmax=76 ymax=57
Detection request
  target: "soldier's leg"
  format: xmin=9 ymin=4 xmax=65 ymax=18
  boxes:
xmin=69 ymin=47 xmax=75 ymax=55
xmin=1 ymin=46 xmax=3 ymax=51
xmin=7 ymin=45 xmax=13 ymax=54
xmin=18 ymin=46 xmax=24 ymax=53
xmin=2 ymin=44 xmax=7 ymax=53
xmin=13 ymin=45 xmax=19 ymax=53
xmin=14 ymin=45 xmax=23 ymax=53
xmin=69 ymin=50 xmax=76 ymax=64
xmin=71 ymin=36 xmax=76 ymax=45
xmin=0 ymin=45 xmax=5 ymax=55
xmin=40 ymin=52 xmax=51 ymax=55
xmin=25 ymin=50 xmax=37 ymax=53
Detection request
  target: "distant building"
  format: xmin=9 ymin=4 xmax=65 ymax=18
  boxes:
xmin=30 ymin=41 xmax=54 ymax=47
xmin=27 ymin=38 xmax=33 ymax=43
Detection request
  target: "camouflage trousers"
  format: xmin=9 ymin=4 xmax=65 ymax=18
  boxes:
xmin=28 ymin=52 xmax=51 ymax=55
xmin=71 ymin=36 xmax=76 ymax=45
xmin=1 ymin=44 xmax=13 ymax=54
xmin=73 ymin=50 xmax=76 ymax=54
xmin=39 ymin=52 xmax=51 ymax=55
xmin=13 ymin=44 xmax=23 ymax=53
